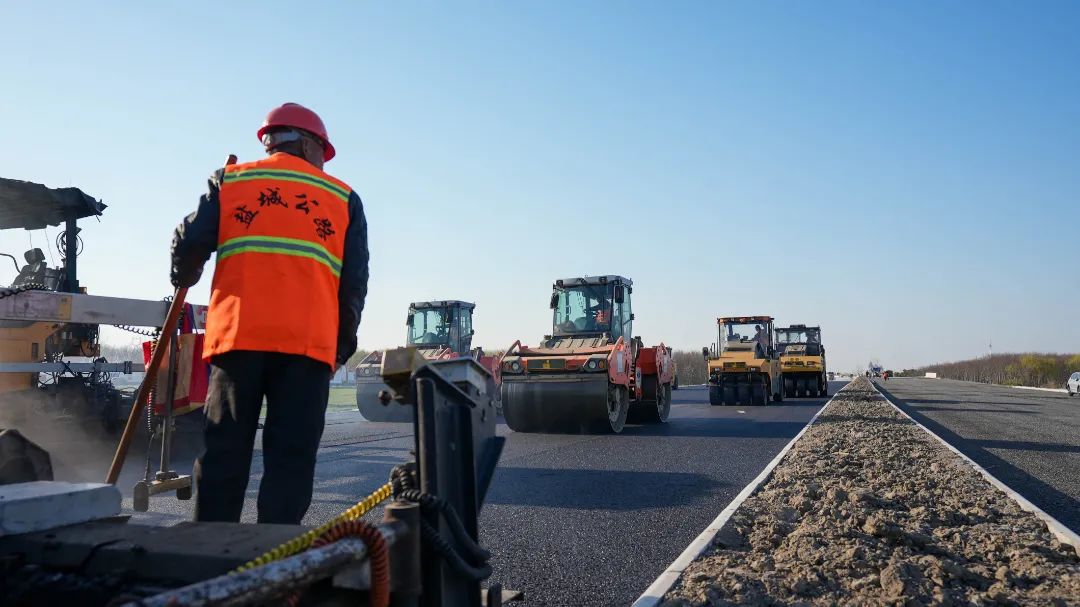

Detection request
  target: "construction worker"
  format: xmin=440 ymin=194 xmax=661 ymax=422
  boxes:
xmin=753 ymin=325 xmax=768 ymax=356
xmin=170 ymin=103 xmax=369 ymax=524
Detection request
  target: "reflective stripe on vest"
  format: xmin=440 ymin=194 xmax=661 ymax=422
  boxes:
xmin=217 ymin=235 xmax=342 ymax=277
xmin=222 ymin=168 xmax=350 ymax=203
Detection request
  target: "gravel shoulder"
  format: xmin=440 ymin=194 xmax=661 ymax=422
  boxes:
xmin=662 ymin=377 xmax=1080 ymax=606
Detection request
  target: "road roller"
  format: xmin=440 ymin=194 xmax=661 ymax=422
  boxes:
xmin=356 ymin=300 xmax=501 ymax=421
xmin=500 ymin=275 xmax=674 ymax=434
xmin=776 ymin=324 xmax=828 ymax=398
xmin=703 ymin=315 xmax=783 ymax=406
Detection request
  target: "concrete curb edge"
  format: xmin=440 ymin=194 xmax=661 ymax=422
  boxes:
xmin=631 ymin=386 xmax=845 ymax=607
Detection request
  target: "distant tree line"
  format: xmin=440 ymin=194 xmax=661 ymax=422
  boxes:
xmin=672 ymin=350 xmax=708 ymax=385
xmin=99 ymin=341 xmax=146 ymax=365
xmin=895 ymin=353 xmax=1080 ymax=388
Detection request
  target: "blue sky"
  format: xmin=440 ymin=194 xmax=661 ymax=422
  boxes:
xmin=1 ymin=1 xmax=1078 ymax=372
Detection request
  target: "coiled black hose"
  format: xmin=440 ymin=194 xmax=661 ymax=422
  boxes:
xmin=397 ymin=488 xmax=491 ymax=564
xmin=420 ymin=520 xmax=492 ymax=581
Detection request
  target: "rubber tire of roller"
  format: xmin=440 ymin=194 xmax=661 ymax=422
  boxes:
xmin=784 ymin=376 xmax=795 ymax=399
xmin=652 ymin=378 xmax=669 ymax=421
xmin=606 ymin=384 xmax=629 ymax=433
xmin=723 ymin=383 xmax=737 ymax=406
xmin=751 ymin=379 xmax=767 ymax=406
xmin=796 ymin=378 xmax=807 ymax=398
xmin=708 ymin=384 xmax=724 ymax=406
xmin=736 ymin=381 xmax=751 ymax=406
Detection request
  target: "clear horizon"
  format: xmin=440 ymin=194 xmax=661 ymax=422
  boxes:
xmin=2 ymin=2 xmax=1077 ymax=373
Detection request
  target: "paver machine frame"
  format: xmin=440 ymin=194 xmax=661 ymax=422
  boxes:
xmin=704 ymin=315 xmax=783 ymax=406
xmin=0 ymin=177 xmax=132 ymax=431
xmin=357 ymin=300 xmax=500 ymax=422
xmin=0 ymin=349 xmax=513 ymax=607
xmin=500 ymin=275 xmax=674 ymax=433
xmin=776 ymin=324 xmax=828 ymax=398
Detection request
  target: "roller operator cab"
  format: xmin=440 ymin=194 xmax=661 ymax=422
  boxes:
xmin=776 ymin=324 xmax=828 ymax=398
xmin=704 ymin=316 xmax=783 ymax=406
xmin=500 ymin=275 xmax=674 ymax=434
xmin=357 ymin=300 xmax=502 ymax=422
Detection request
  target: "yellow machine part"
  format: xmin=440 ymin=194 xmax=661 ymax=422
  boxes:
xmin=0 ymin=321 xmax=60 ymax=394
xmin=0 ymin=320 xmax=98 ymax=395
xmin=708 ymin=349 xmax=779 ymax=379
xmin=780 ymin=354 xmax=826 ymax=374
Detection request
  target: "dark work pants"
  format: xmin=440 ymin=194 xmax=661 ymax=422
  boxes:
xmin=194 ymin=350 xmax=331 ymax=524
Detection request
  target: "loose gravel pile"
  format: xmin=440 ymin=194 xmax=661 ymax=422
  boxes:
xmin=663 ymin=377 xmax=1080 ymax=606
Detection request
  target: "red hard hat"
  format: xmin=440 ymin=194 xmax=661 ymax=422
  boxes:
xmin=257 ymin=102 xmax=336 ymax=162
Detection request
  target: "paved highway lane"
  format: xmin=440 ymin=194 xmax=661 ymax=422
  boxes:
xmin=875 ymin=378 xmax=1080 ymax=534
xmin=34 ymin=381 xmax=845 ymax=606
xmin=478 ymin=383 xmax=843 ymax=606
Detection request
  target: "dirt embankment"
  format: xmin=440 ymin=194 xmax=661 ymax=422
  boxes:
xmin=663 ymin=377 xmax=1080 ymax=606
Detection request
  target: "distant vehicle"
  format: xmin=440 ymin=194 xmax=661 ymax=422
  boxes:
xmin=828 ymin=372 xmax=835 ymax=381
xmin=1068 ymin=372 xmax=1080 ymax=396
xmin=706 ymin=315 xmax=783 ymax=406
xmin=776 ymin=324 xmax=828 ymax=398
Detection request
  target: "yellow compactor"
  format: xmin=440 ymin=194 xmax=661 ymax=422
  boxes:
xmin=776 ymin=324 xmax=828 ymax=398
xmin=703 ymin=315 xmax=783 ymax=406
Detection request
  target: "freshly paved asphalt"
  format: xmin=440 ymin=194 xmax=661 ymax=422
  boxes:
xmin=875 ymin=377 xmax=1080 ymax=535
xmin=37 ymin=381 xmax=844 ymax=606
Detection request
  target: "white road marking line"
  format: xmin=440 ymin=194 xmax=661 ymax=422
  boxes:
xmin=1010 ymin=385 xmax=1068 ymax=394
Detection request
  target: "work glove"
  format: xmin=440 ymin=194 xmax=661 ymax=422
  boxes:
xmin=170 ymin=265 xmax=202 ymax=289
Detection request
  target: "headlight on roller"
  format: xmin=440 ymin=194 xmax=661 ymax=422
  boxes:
xmin=503 ymin=360 xmax=523 ymax=373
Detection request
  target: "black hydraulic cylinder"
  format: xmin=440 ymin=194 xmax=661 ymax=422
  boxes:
xmin=385 ymin=500 xmax=422 ymax=607
xmin=63 ymin=217 xmax=78 ymax=292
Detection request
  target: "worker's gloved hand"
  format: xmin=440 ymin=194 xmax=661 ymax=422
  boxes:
xmin=170 ymin=264 xmax=202 ymax=289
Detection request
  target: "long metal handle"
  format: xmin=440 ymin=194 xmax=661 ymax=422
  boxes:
xmin=105 ymin=288 xmax=188 ymax=484
xmin=106 ymin=153 xmax=236 ymax=485
xmin=158 ymin=321 xmax=181 ymax=475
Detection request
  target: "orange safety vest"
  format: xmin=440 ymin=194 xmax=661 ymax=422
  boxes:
xmin=203 ymin=153 xmax=352 ymax=367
